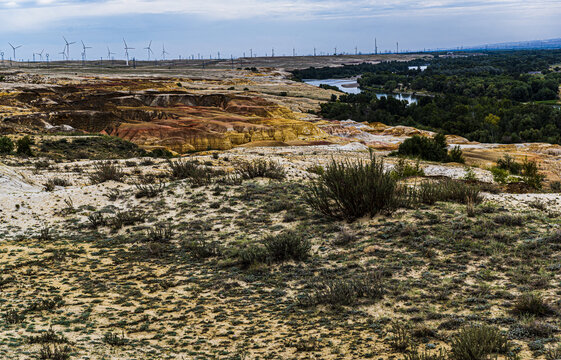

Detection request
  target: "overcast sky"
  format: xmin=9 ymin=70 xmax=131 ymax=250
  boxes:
xmin=1 ymin=0 xmax=560 ymax=61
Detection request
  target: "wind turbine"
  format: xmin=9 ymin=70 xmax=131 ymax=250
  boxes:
xmin=37 ymin=49 xmax=44 ymax=61
xmin=63 ymin=36 xmax=75 ymax=60
xmin=144 ymin=41 xmax=154 ymax=60
xmin=107 ymin=46 xmax=116 ymax=60
xmin=161 ymin=44 xmax=169 ymax=61
xmin=123 ymin=39 xmax=134 ymax=66
xmin=8 ymin=43 xmax=22 ymax=61
xmin=81 ymin=41 xmax=92 ymax=61
xmin=59 ymin=47 xmax=67 ymax=60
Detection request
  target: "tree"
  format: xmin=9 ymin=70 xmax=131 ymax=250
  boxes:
xmin=16 ymin=136 xmax=34 ymax=156
xmin=0 ymin=136 xmax=14 ymax=154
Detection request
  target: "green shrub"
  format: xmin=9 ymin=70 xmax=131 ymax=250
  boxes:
xmin=168 ymin=159 xmax=219 ymax=185
xmin=550 ymin=181 xmax=561 ymax=192
xmin=16 ymin=135 xmax=34 ymax=156
xmin=491 ymin=166 xmax=509 ymax=184
xmin=238 ymin=245 xmax=268 ymax=268
xmin=449 ymin=325 xmax=510 ymax=360
xmin=182 ymin=237 xmax=221 ymax=259
xmin=448 ymin=146 xmax=465 ymax=163
xmin=497 ymin=155 xmax=522 ymax=175
xmin=305 ymin=154 xmax=400 ymax=221
xmin=263 ymin=231 xmax=311 ymax=263
xmin=28 ymin=328 xmax=68 ymax=344
xmin=463 ymin=166 xmax=476 ymax=181
xmin=392 ymin=158 xmax=424 ymax=179
xmin=144 ymin=225 xmax=173 ymax=243
xmin=89 ymin=161 xmax=125 ymax=184
xmin=38 ymin=344 xmax=72 ymax=360
xmin=43 ymin=178 xmax=71 ymax=191
xmin=301 ymin=272 xmax=384 ymax=307
xmin=545 ymin=345 xmax=561 ymax=360
xmin=493 ymin=214 xmax=524 ymax=226
xmin=235 ymin=159 xmax=286 ymax=180
xmin=397 ymin=134 xmax=449 ymax=162
xmin=102 ymin=331 xmax=128 ymax=346
xmin=0 ymin=136 xmax=14 ymax=154
xmin=512 ymin=293 xmax=555 ymax=317
xmin=149 ymin=148 xmax=174 ymax=158
xmin=135 ymin=181 xmax=165 ymax=198
xmin=521 ymin=158 xmax=545 ymax=190
xmin=414 ymin=180 xmax=482 ymax=205
xmin=389 ymin=322 xmax=411 ymax=352
xmin=403 ymin=349 xmax=448 ymax=360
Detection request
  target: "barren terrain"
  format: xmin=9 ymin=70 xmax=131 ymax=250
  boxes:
xmin=1 ymin=60 xmax=561 ymax=360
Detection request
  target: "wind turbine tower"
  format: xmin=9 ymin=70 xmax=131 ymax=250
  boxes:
xmin=123 ymin=39 xmax=134 ymax=66
xmin=161 ymin=44 xmax=169 ymax=61
xmin=59 ymin=47 xmax=66 ymax=61
xmin=107 ymin=46 xmax=116 ymax=61
xmin=144 ymin=41 xmax=154 ymax=60
xmin=375 ymin=38 xmax=378 ymax=55
xmin=81 ymin=41 xmax=92 ymax=61
xmin=63 ymin=37 xmax=75 ymax=60
xmin=8 ymin=43 xmax=22 ymax=61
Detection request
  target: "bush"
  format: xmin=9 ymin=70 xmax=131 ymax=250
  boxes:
xmin=550 ymin=181 xmax=561 ymax=192
xmin=398 ymin=134 xmax=449 ymax=162
xmin=491 ymin=166 xmax=509 ymax=184
xmin=38 ymin=344 xmax=72 ymax=360
xmin=497 ymin=155 xmax=522 ymax=175
xmin=305 ymin=154 xmax=400 ymax=221
xmin=493 ymin=214 xmax=524 ymax=226
xmin=448 ymin=146 xmax=465 ymax=163
xmin=392 ymin=158 xmax=424 ymax=179
xmin=403 ymin=349 xmax=448 ymax=360
xmin=16 ymin=135 xmax=34 ymax=156
xmin=109 ymin=209 xmax=145 ymax=230
xmin=43 ymin=178 xmax=71 ymax=191
xmin=182 ymin=237 xmax=221 ymax=259
xmin=301 ymin=272 xmax=384 ymax=307
xmin=264 ymin=231 xmax=311 ymax=263
xmin=414 ymin=180 xmax=482 ymax=206
xmin=135 ymin=181 xmax=165 ymax=198
xmin=168 ymin=159 xmax=217 ymax=185
xmin=149 ymin=148 xmax=174 ymax=158
xmin=0 ymin=136 xmax=14 ymax=154
xmin=28 ymin=328 xmax=68 ymax=344
xmin=89 ymin=161 xmax=125 ymax=184
xmin=513 ymin=293 xmax=556 ymax=317
xmin=449 ymin=325 xmax=510 ymax=360
xmin=102 ymin=332 xmax=128 ymax=346
xmin=521 ymin=158 xmax=545 ymax=190
xmin=145 ymin=225 xmax=173 ymax=243
xmin=235 ymin=159 xmax=286 ymax=180
xmin=238 ymin=245 xmax=268 ymax=268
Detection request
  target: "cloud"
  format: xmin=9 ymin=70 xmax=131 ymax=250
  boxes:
xmin=0 ymin=0 xmax=560 ymax=32
xmin=0 ymin=0 xmax=561 ymax=34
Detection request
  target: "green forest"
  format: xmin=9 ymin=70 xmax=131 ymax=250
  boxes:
xmin=294 ymin=51 xmax=561 ymax=144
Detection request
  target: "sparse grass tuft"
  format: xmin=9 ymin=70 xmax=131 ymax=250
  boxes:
xmin=301 ymin=272 xmax=384 ymax=307
xmin=38 ymin=344 xmax=72 ymax=360
xmin=89 ymin=161 xmax=125 ymax=184
xmin=235 ymin=159 xmax=286 ymax=180
xmin=513 ymin=293 xmax=556 ymax=317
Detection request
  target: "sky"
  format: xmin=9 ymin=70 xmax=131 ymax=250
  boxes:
xmin=1 ymin=0 xmax=561 ymax=61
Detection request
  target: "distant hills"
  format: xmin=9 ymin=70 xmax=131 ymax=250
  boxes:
xmin=450 ymin=38 xmax=561 ymax=52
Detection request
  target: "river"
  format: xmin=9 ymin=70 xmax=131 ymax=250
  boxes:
xmin=304 ymin=78 xmax=419 ymax=104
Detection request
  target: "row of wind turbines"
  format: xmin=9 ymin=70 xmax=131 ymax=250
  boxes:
xmin=3 ymin=37 xmax=171 ymax=65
